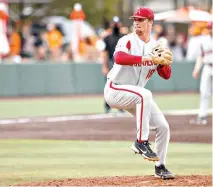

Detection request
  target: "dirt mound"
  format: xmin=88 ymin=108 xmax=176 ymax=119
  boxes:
xmin=13 ymin=175 xmax=212 ymax=186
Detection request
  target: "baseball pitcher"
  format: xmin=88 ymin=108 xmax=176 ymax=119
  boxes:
xmin=104 ymin=7 xmax=175 ymax=179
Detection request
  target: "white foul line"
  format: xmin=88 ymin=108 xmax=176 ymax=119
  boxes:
xmin=0 ymin=109 xmax=212 ymax=125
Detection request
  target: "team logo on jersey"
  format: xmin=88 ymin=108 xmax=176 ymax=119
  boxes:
xmin=146 ymin=69 xmax=155 ymax=79
xmin=133 ymin=61 xmax=154 ymax=67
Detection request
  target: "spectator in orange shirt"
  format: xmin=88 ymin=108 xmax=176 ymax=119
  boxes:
xmin=9 ymin=22 xmax=22 ymax=63
xmin=46 ymin=23 xmax=63 ymax=61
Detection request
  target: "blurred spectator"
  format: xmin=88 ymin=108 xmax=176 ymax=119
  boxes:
xmin=46 ymin=23 xmax=63 ymax=61
xmin=101 ymin=16 xmax=111 ymax=38
xmin=166 ymin=25 xmax=176 ymax=45
xmin=20 ymin=22 xmax=36 ymax=62
xmin=176 ymin=33 xmax=187 ymax=56
xmin=3 ymin=7 xmax=210 ymax=64
xmin=152 ymin=24 xmax=168 ymax=46
xmin=95 ymin=36 xmax=106 ymax=63
xmin=152 ymin=24 xmax=185 ymax=61
xmin=61 ymin=43 xmax=73 ymax=62
xmin=120 ymin=26 xmax=129 ymax=35
xmin=34 ymin=32 xmax=48 ymax=60
xmin=84 ymin=36 xmax=99 ymax=62
xmin=8 ymin=22 xmax=21 ymax=63
xmin=102 ymin=16 xmax=110 ymax=30
xmin=169 ymin=33 xmax=186 ymax=62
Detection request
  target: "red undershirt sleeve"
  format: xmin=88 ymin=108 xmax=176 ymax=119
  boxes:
xmin=114 ymin=51 xmax=142 ymax=65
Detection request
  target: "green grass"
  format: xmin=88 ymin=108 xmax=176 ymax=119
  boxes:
xmin=0 ymin=93 xmax=211 ymax=118
xmin=0 ymin=140 xmax=211 ymax=185
xmin=0 ymin=97 xmax=103 ymax=118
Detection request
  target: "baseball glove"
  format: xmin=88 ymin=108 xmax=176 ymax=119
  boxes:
xmin=150 ymin=44 xmax=173 ymax=66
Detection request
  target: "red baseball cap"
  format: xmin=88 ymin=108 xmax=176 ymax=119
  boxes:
xmin=130 ymin=7 xmax=154 ymax=20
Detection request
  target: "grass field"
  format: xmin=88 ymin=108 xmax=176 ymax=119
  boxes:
xmin=0 ymin=93 xmax=212 ymax=118
xmin=0 ymin=140 xmax=211 ymax=185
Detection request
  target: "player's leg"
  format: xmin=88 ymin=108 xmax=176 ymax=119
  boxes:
xmin=149 ymin=100 xmax=170 ymax=166
xmin=149 ymin=100 xmax=175 ymax=179
xmin=104 ymin=81 xmax=159 ymax=161
xmin=104 ymin=102 xmax=111 ymax=113
xmin=198 ymin=65 xmax=212 ymax=121
xmin=105 ymin=81 xmax=152 ymax=141
xmin=128 ymin=101 xmax=170 ymax=166
xmin=190 ymin=65 xmax=212 ymax=125
xmin=126 ymin=107 xmax=157 ymax=160
xmin=127 ymin=107 xmax=160 ymax=162
xmin=104 ymin=77 xmax=111 ymax=113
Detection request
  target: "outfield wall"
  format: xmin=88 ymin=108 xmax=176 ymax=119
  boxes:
xmin=0 ymin=61 xmax=199 ymax=96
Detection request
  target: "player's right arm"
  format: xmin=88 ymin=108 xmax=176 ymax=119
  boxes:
xmin=113 ymin=36 xmax=151 ymax=66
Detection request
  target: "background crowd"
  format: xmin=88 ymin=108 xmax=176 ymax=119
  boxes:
xmin=0 ymin=0 xmax=212 ymax=64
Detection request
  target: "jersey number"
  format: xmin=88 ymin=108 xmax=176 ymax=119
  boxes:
xmin=146 ymin=69 xmax=155 ymax=79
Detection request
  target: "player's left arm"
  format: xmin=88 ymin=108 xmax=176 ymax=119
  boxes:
xmin=192 ymin=55 xmax=203 ymax=79
xmin=157 ymin=65 xmax=171 ymax=80
xmin=192 ymin=41 xmax=204 ymax=79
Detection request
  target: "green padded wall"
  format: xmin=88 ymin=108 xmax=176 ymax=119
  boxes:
xmin=146 ymin=62 xmax=200 ymax=92
xmin=0 ymin=61 xmax=200 ymax=97
xmin=74 ymin=63 xmax=105 ymax=94
xmin=0 ymin=64 xmax=19 ymax=96
xmin=17 ymin=64 xmax=47 ymax=96
xmin=45 ymin=63 xmax=75 ymax=95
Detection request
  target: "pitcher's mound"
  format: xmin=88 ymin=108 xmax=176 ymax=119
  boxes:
xmin=14 ymin=175 xmax=212 ymax=186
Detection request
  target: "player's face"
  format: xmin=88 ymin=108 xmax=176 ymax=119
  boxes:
xmin=133 ymin=18 xmax=153 ymax=35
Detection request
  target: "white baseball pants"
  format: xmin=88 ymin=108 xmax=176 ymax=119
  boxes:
xmin=104 ymin=80 xmax=170 ymax=165
xmin=199 ymin=65 xmax=212 ymax=118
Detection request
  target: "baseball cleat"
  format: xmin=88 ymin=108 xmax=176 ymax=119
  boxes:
xmin=131 ymin=140 xmax=160 ymax=161
xmin=155 ymin=164 xmax=175 ymax=180
xmin=189 ymin=117 xmax=207 ymax=125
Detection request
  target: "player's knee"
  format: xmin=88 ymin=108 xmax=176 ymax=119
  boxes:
xmin=143 ymin=90 xmax=152 ymax=101
xmin=104 ymin=93 xmax=113 ymax=107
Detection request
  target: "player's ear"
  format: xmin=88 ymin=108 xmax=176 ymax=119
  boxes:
xmin=149 ymin=20 xmax=154 ymax=25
